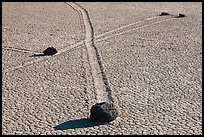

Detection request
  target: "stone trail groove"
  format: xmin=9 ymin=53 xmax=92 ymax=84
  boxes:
xmin=66 ymin=2 xmax=113 ymax=103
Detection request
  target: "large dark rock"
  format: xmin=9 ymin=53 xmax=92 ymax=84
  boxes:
xmin=43 ymin=47 xmax=57 ymax=55
xmin=90 ymin=102 xmax=118 ymax=122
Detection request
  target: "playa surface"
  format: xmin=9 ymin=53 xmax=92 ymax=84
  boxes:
xmin=2 ymin=2 xmax=202 ymax=135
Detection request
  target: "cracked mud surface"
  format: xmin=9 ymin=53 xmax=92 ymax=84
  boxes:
xmin=2 ymin=2 xmax=202 ymax=135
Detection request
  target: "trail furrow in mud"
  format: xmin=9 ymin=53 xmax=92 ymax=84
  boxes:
xmin=95 ymin=16 xmax=159 ymax=39
xmin=94 ymin=16 xmax=172 ymax=43
xmin=2 ymin=47 xmax=41 ymax=54
xmin=67 ymin=2 xmax=113 ymax=103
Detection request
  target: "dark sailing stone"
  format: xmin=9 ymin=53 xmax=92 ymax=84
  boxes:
xmin=90 ymin=102 xmax=118 ymax=122
xmin=43 ymin=47 xmax=57 ymax=55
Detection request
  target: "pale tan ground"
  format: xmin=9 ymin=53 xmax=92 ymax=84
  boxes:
xmin=2 ymin=2 xmax=202 ymax=135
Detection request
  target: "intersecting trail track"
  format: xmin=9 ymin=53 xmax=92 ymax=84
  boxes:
xmin=66 ymin=2 xmax=114 ymax=103
xmin=94 ymin=15 xmax=171 ymax=43
xmin=3 ymin=4 xmax=173 ymax=79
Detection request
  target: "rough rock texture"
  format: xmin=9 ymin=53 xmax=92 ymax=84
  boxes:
xmin=43 ymin=47 xmax=57 ymax=55
xmin=90 ymin=102 xmax=118 ymax=122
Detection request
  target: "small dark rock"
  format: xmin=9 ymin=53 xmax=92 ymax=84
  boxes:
xmin=90 ymin=102 xmax=118 ymax=122
xmin=159 ymin=12 xmax=170 ymax=16
xmin=43 ymin=47 xmax=57 ymax=55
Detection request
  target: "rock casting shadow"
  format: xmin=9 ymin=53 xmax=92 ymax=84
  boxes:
xmin=53 ymin=118 xmax=107 ymax=130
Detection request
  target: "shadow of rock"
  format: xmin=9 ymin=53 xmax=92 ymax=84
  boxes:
xmin=53 ymin=118 xmax=108 ymax=130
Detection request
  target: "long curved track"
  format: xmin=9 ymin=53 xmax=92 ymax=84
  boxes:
xmin=66 ymin=2 xmax=113 ymax=103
